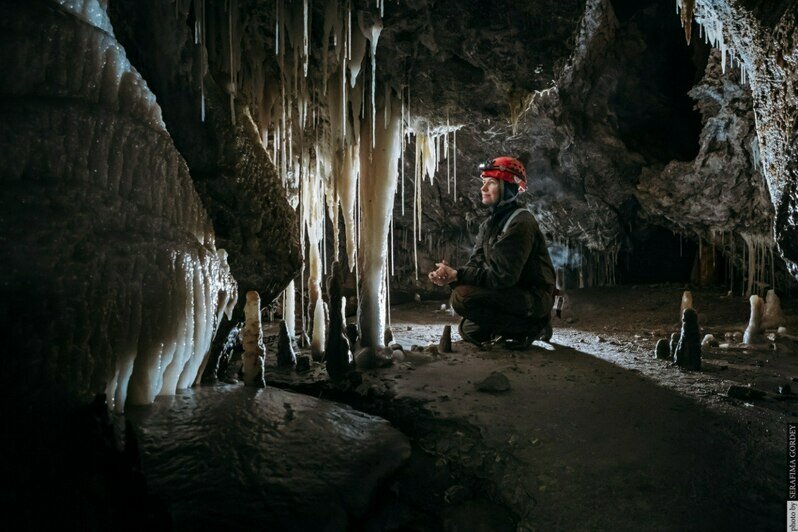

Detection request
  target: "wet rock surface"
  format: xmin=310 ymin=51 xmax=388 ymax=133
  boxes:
xmin=127 ymin=386 xmax=410 ymax=530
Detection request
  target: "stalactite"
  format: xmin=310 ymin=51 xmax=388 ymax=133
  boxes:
xmin=357 ymin=87 xmax=401 ymax=358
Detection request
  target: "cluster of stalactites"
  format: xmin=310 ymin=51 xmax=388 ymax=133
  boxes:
xmin=668 ymin=229 xmax=780 ymax=297
xmin=675 ymin=0 xmax=751 ymax=84
xmin=408 ymin=121 xmax=462 ymax=279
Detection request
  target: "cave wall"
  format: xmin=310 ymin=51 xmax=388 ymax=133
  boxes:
xmin=108 ymin=0 xmax=302 ymax=305
xmin=685 ymin=0 xmax=798 ymax=278
xmin=383 ymin=0 xmax=798 ymax=292
xmin=0 ymin=0 xmax=236 ymax=410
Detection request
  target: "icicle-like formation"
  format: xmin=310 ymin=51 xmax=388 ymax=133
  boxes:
xmin=400 ymin=92 xmax=405 ymax=216
xmin=303 ymin=0 xmax=309 ymax=77
xmin=675 ymin=0 xmax=751 ymax=83
xmin=284 ymin=279 xmax=296 ymax=337
xmin=453 ymin=129 xmax=457 ymax=196
xmin=357 ymin=87 xmax=401 ymax=356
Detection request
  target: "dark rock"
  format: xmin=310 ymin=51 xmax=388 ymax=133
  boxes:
xmin=126 ymin=386 xmax=411 ymax=530
xmin=346 ymin=371 xmax=363 ymax=389
xmin=727 ymin=385 xmax=766 ymax=401
xmin=439 ymin=325 xmax=453 ymax=353
xmin=345 ymin=323 xmax=359 ymax=350
xmin=654 ymin=339 xmax=670 ymax=359
xmin=674 ymin=308 xmax=702 ymax=370
xmin=354 ymin=347 xmax=394 ymax=369
xmin=326 ymin=262 xmax=353 ymax=381
xmin=202 ymin=322 xmax=239 ymax=383
xmin=475 ymin=372 xmax=511 ymax=393
xmin=276 ymin=320 xmax=297 ymax=368
xmin=384 ymin=327 xmax=394 ymax=345
xmin=215 ymin=323 xmax=244 ymax=382
xmin=295 ymin=355 xmax=311 ymax=373
xmin=779 ymin=384 xmax=792 ymax=395
xmin=389 ymin=343 xmax=404 ymax=352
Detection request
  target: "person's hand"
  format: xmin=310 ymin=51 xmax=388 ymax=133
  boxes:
xmin=428 ymin=260 xmax=457 ymax=286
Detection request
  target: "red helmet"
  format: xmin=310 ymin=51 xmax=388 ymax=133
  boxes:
xmin=479 ymin=156 xmax=527 ymax=193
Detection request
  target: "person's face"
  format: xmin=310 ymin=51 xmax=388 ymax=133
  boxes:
xmin=480 ymin=177 xmax=501 ymax=206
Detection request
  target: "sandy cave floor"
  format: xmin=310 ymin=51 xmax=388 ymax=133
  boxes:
xmin=267 ymin=284 xmax=797 ymax=530
xmin=134 ymin=284 xmax=798 ymax=531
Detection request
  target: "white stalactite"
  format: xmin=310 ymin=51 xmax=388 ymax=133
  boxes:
xmin=357 ymin=87 xmax=401 ymax=357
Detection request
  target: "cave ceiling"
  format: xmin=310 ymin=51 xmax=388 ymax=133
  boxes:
xmin=110 ymin=0 xmax=798 ymax=290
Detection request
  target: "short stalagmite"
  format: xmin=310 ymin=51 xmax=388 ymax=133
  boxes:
xmin=669 ymin=332 xmax=679 ymax=358
xmin=326 ymin=261 xmax=353 ymax=380
xmin=439 ymin=325 xmax=452 ymax=353
xmin=673 ymin=308 xmax=701 ymax=370
xmin=762 ymin=289 xmax=785 ymax=330
xmin=654 ymin=338 xmax=670 ymax=359
xmin=743 ymin=294 xmax=766 ymax=344
xmin=242 ymin=291 xmax=266 ymax=387
xmin=276 ymin=320 xmax=297 ymax=368
xmin=680 ymin=290 xmax=693 ymax=321
xmin=311 ymin=300 xmax=327 ymax=361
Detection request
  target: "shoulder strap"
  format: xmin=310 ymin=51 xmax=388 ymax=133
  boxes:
xmin=500 ymin=207 xmax=529 ymax=235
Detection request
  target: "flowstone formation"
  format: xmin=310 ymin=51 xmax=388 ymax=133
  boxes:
xmin=0 ymin=0 xmax=237 ymax=410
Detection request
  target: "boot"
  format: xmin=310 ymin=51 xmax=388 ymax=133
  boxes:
xmin=458 ymin=318 xmax=493 ymax=347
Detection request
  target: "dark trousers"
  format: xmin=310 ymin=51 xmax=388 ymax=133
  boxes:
xmin=450 ymin=285 xmax=553 ymax=336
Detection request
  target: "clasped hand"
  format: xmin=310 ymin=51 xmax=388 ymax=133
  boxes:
xmin=428 ymin=260 xmax=457 ymax=287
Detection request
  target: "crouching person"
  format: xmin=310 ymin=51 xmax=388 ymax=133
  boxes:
xmin=429 ymin=156 xmax=555 ymax=349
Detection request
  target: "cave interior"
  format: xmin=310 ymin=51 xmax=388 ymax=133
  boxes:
xmin=3 ymin=0 xmax=798 ymax=529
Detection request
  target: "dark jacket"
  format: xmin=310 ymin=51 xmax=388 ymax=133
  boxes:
xmin=456 ymin=202 xmax=556 ymax=293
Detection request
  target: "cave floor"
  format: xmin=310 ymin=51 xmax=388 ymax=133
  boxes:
xmin=269 ymin=284 xmax=795 ymax=530
xmin=135 ymin=284 xmax=796 ymax=530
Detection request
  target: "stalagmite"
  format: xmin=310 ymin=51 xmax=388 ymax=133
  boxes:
xmin=674 ymin=308 xmax=702 ymax=370
xmin=356 ymin=87 xmax=401 ymax=365
xmin=242 ymin=291 xmax=266 ymax=387
xmin=439 ymin=325 xmax=452 ymax=353
xmin=762 ymin=289 xmax=786 ymax=329
xmin=669 ymin=331 xmax=679 ymax=358
xmin=743 ymin=295 xmax=766 ymax=344
xmin=680 ymin=290 xmax=693 ymax=321
xmin=276 ymin=320 xmax=297 ymax=368
xmin=654 ymin=339 xmax=671 ymax=359
xmin=311 ymin=298 xmax=327 ymax=361
xmin=325 ymin=261 xmax=353 ymax=380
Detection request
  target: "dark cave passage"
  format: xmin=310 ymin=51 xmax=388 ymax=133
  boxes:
xmin=617 ymin=225 xmax=698 ymax=284
xmin=610 ymin=0 xmax=708 ymax=163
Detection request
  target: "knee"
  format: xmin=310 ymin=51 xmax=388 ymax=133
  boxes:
xmin=450 ymin=285 xmax=472 ymax=315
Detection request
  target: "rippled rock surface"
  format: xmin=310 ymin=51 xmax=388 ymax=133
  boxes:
xmin=127 ymin=386 xmax=411 ymax=529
